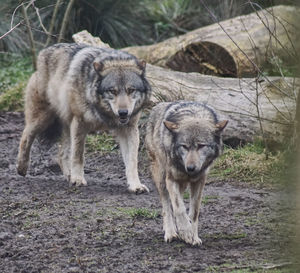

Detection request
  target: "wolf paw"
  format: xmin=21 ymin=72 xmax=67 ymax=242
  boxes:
xmin=191 ymin=235 xmax=202 ymax=246
xmin=17 ymin=164 xmax=27 ymax=177
xmin=178 ymin=229 xmax=194 ymax=245
xmin=70 ymin=176 xmax=87 ymax=187
xmin=128 ymin=183 xmax=149 ymax=194
xmin=164 ymin=230 xmax=178 ymax=243
xmin=176 ymin=219 xmax=197 ymax=245
xmin=17 ymin=159 xmax=28 ymax=176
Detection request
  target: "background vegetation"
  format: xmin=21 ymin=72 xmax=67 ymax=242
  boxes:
xmin=1 ymin=0 xmax=299 ymax=52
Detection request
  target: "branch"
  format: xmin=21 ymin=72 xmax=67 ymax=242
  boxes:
xmin=0 ymin=22 xmax=22 ymax=40
xmin=21 ymin=2 xmax=37 ymax=69
xmin=45 ymin=0 xmax=63 ymax=47
xmin=58 ymin=0 xmax=76 ymax=43
xmin=199 ymin=0 xmax=297 ymax=103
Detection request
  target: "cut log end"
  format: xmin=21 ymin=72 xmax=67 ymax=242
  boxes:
xmin=166 ymin=41 xmax=237 ymax=77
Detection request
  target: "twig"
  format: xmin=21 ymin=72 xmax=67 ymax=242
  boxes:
xmin=45 ymin=0 xmax=63 ymax=47
xmin=199 ymin=0 xmax=296 ymax=98
xmin=58 ymin=0 xmax=76 ymax=43
xmin=220 ymin=262 xmax=293 ymax=271
xmin=21 ymin=2 xmax=37 ymax=69
xmin=295 ymin=84 xmax=300 ymax=146
xmin=32 ymin=1 xmax=50 ymax=35
xmin=10 ymin=0 xmax=31 ymax=29
xmin=248 ymin=1 xmax=298 ymax=59
xmin=0 ymin=22 xmax=22 ymax=40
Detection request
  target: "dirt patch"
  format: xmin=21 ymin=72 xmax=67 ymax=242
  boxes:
xmin=0 ymin=112 xmax=294 ymax=272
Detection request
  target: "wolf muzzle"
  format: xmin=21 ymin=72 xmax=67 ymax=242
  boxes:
xmin=118 ymin=109 xmax=129 ymax=124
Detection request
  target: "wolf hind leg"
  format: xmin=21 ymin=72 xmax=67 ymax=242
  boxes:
xmin=57 ymin=125 xmax=71 ymax=181
xmin=17 ymin=111 xmax=54 ymax=176
xmin=116 ymin=125 xmax=149 ymax=193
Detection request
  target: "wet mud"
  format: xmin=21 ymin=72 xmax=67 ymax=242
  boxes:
xmin=0 ymin=112 xmax=292 ymax=272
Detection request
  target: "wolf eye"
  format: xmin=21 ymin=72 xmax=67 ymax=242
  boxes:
xmin=127 ymin=87 xmax=136 ymax=94
xmin=180 ymin=144 xmax=189 ymax=150
xmin=107 ymin=88 xmax=117 ymax=95
xmin=197 ymin=144 xmax=206 ymax=149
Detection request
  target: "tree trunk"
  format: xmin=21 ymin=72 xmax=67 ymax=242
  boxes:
xmin=145 ymin=64 xmax=298 ymax=145
xmin=123 ymin=5 xmax=300 ymax=78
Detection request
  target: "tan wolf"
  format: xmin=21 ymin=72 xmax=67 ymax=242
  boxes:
xmin=145 ymin=101 xmax=228 ymax=244
xmin=17 ymin=43 xmax=151 ymax=193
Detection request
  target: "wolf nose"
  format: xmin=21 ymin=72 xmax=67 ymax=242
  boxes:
xmin=118 ymin=109 xmax=128 ymax=117
xmin=186 ymin=165 xmax=196 ymax=173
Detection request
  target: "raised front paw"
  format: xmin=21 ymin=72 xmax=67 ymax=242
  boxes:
xmin=128 ymin=183 xmax=149 ymax=194
xmin=70 ymin=175 xmax=87 ymax=187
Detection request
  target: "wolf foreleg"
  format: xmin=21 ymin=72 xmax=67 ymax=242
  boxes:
xmin=188 ymin=177 xmax=206 ymax=245
xmin=117 ymin=126 xmax=149 ymax=193
xmin=166 ymin=177 xmax=194 ymax=244
xmin=58 ymin=126 xmax=71 ymax=181
xmin=70 ymin=117 xmax=87 ymax=186
xmin=161 ymin=190 xmax=177 ymax=242
xmin=150 ymin=160 xmax=177 ymax=241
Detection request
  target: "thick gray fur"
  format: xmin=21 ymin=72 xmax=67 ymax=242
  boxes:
xmin=17 ymin=43 xmax=151 ymax=193
xmin=145 ymin=101 xmax=228 ymax=245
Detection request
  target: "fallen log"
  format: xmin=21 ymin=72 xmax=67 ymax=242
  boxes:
xmin=123 ymin=5 xmax=300 ymax=78
xmin=146 ymin=64 xmax=298 ymax=145
xmin=72 ymin=31 xmax=298 ymax=145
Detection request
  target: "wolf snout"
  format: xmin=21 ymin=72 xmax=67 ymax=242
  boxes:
xmin=118 ymin=109 xmax=128 ymax=117
xmin=186 ymin=164 xmax=196 ymax=173
xmin=118 ymin=109 xmax=130 ymax=124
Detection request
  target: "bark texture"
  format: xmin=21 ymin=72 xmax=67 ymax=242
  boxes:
xmin=145 ymin=64 xmax=298 ymax=145
xmin=123 ymin=5 xmax=300 ymax=77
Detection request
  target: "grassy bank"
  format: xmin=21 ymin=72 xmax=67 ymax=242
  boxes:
xmin=0 ymin=54 xmax=33 ymax=111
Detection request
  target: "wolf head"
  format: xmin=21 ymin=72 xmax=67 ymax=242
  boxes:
xmin=92 ymin=55 xmax=151 ymax=125
xmin=164 ymin=118 xmax=228 ymax=177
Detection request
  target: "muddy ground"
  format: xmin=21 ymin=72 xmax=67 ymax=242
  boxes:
xmin=0 ymin=112 xmax=295 ymax=273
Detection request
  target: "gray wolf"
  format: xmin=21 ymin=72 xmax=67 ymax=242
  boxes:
xmin=17 ymin=43 xmax=151 ymax=193
xmin=145 ymin=101 xmax=228 ymax=244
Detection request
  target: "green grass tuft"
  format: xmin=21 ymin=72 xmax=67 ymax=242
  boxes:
xmin=118 ymin=207 xmax=159 ymax=219
xmin=0 ymin=81 xmax=26 ymax=111
xmin=0 ymin=54 xmax=33 ymax=111
xmin=86 ymin=133 xmax=118 ymax=153
xmin=210 ymin=142 xmax=289 ymax=188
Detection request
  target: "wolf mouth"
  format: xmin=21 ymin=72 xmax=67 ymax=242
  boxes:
xmin=119 ymin=116 xmax=129 ymax=124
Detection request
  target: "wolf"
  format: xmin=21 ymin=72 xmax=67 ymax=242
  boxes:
xmin=17 ymin=43 xmax=151 ymax=193
xmin=145 ymin=101 xmax=228 ymax=245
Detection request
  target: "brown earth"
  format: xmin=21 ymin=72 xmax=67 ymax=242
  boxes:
xmin=0 ymin=112 xmax=294 ymax=273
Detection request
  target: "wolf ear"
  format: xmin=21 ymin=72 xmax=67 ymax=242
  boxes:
xmin=215 ymin=120 xmax=228 ymax=132
xmin=137 ymin=60 xmax=146 ymax=73
xmin=93 ymin=61 xmax=104 ymax=73
xmin=163 ymin=120 xmax=179 ymax=132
